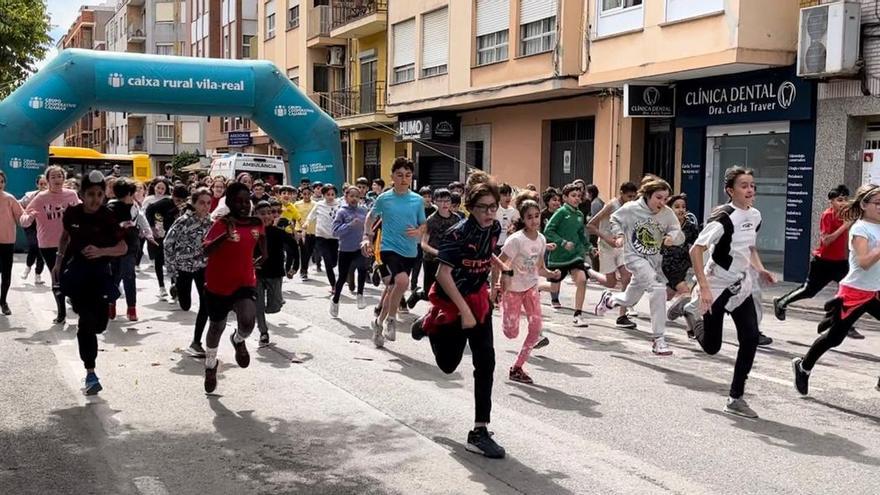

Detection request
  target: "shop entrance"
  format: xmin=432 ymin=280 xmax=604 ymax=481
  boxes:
xmin=706 ymin=122 xmax=789 ymax=273
xmin=549 ymin=118 xmax=594 ymax=188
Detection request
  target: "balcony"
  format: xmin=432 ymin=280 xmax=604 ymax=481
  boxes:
xmin=129 ymin=135 xmax=145 ymax=152
xmin=330 ymin=0 xmax=387 ymax=39
xmin=311 ymin=81 xmax=392 ymax=128
xmin=307 ymin=5 xmax=343 ymax=47
xmin=126 ymin=24 xmax=146 ymax=43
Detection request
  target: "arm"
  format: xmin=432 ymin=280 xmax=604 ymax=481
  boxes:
xmin=51 ymin=230 xmax=71 ymax=284
xmin=586 ymin=203 xmax=612 ymax=236
xmin=421 ymin=229 xmax=438 ymax=257
xmin=821 ymin=222 xmax=850 ymax=246
xmin=202 ymin=220 xmax=231 ymax=257
xmin=662 ymin=208 xmax=685 ymax=246
xmin=851 ymin=235 xmax=880 ymax=270
xmin=750 ymin=246 xmax=776 ymax=285
xmin=543 ymin=210 xmax=565 ymax=246
xmin=435 ymin=263 xmax=477 ymax=328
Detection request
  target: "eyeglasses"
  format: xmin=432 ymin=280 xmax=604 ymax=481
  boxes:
xmin=471 ymin=203 xmax=499 ymax=213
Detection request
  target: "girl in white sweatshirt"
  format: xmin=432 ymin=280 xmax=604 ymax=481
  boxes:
xmin=306 ymin=184 xmax=341 ymax=289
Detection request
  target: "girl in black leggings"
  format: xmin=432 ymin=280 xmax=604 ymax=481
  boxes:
xmin=793 ymin=184 xmax=880 ymax=395
xmin=0 ymin=171 xmax=24 ymax=315
xmin=329 ymin=186 xmax=368 ymax=316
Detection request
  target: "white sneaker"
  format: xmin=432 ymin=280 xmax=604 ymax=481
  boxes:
xmin=158 ymin=287 xmax=168 ymax=299
xmin=594 ymin=290 xmax=613 ymax=316
xmin=371 ymin=319 xmax=385 ymax=348
xmin=384 ymin=319 xmax=397 ymax=342
xmin=21 ymin=266 xmax=31 ymax=280
xmin=572 ymin=315 xmax=590 ymax=327
xmin=330 ymin=301 xmax=339 ymax=318
xmin=652 ymin=336 xmax=673 ymax=356
xmin=34 ymin=273 xmax=44 ymax=285
xmin=357 ymin=294 xmax=366 ymax=310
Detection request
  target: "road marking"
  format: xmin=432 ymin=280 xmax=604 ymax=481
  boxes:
xmin=133 ymin=476 xmax=170 ymax=495
xmin=750 ymin=371 xmax=823 ymax=392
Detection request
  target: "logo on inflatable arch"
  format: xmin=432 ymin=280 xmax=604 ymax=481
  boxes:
xmin=108 ymin=73 xmax=125 ymax=88
xmin=28 ymin=97 xmax=43 ymax=109
xmin=27 ymin=96 xmax=77 ymax=112
xmin=9 ymin=158 xmax=22 ymax=169
xmin=8 ymin=157 xmax=43 ymax=170
xmin=299 ymin=163 xmax=310 ymax=175
xmin=274 ymin=104 xmax=315 ymax=118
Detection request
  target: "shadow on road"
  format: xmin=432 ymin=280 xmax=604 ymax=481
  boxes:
xmin=508 ymin=382 xmax=602 ymax=418
xmin=611 ymin=354 xmax=729 ymax=394
xmin=382 ymin=348 xmax=464 ymax=389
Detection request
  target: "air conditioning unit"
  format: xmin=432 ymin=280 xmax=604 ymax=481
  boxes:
xmin=797 ymin=2 xmax=861 ymax=78
xmin=328 ymin=47 xmax=345 ymax=67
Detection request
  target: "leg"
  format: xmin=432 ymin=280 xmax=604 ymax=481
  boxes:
xmin=41 ymin=248 xmax=65 ymax=320
xmin=802 ymin=298 xmax=874 ymax=370
xmin=381 ymin=271 xmax=409 ymax=322
xmin=696 ymin=290 xmax=733 ymax=355
xmin=468 ymin=314 xmax=496 ymax=425
xmin=411 ymin=247 xmax=422 ymax=292
xmin=610 ymin=261 xmax=650 ymax=309
xmin=777 ymin=258 xmax=836 ymax=308
xmin=514 ymin=288 xmax=543 ymax=369
xmin=0 ymin=244 xmax=13 ymax=306
xmin=121 ymin=252 xmax=137 ymax=307
xmin=333 ymin=251 xmax=355 ymax=304
xmin=266 ymin=278 xmax=283 ymax=313
xmin=428 ymin=324 xmax=468 ymax=374
xmin=501 ymin=291 xmax=525 ymax=340
xmin=729 ymin=296 xmax=760 ymax=399
xmin=176 ymin=271 xmax=194 ymax=311
xmin=355 ymin=253 xmax=367 ymax=294
xmin=76 ymin=296 xmax=110 ymax=370
xmin=255 ymin=278 xmax=268 ymax=334
xmin=572 ymin=269 xmax=587 ymax=313
xmin=233 ymin=296 xmax=257 ymax=341
xmin=617 ymin=266 xmax=632 ymax=317
xmin=192 ymin=269 xmax=208 ymax=344
xmin=647 ymin=279 xmax=668 ymax=338
xmin=153 ymin=242 xmax=166 ymax=289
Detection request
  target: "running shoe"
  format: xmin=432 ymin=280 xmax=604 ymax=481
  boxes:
xmin=411 ymin=316 xmax=426 ymax=341
xmin=466 ymin=427 xmax=506 ymax=459
xmin=127 ymin=306 xmax=138 ymax=322
xmin=615 ymin=315 xmax=637 ymax=329
xmin=652 ymin=336 xmax=673 ymax=356
xmin=330 ymin=301 xmax=339 ymax=318
xmin=772 ymin=297 xmax=786 ymax=321
xmin=509 ymin=366 xmax=534 ymax=384
xmin=406 ymin=291 xmax=421 ymax=309
xmin=21 ymin=266 xmax=30 ymax=280
xmin=286 ymin=270 xmax=295 ymax=280
xmin=594 ymin=290 xmax=613 ymax=316
xmin=384 ymin=319 xmax=397 ymax=341
xmin=757 ymin=333 xmax=773 ymax=346
xmin=687 ymin=315 xmax=704 ymax=343
xmin=259 ymin=333 xmax=270 ymax=346
xmin=84 ymin=372 xmax=102 ymax=396
xmin=187 ymin=343 xmax=207 ymax=358
xmin=666 ymin=297 xmax=689 ymax=322
xmin=204 ymin=360 xmax=219 ymax=393
xmin=158 ymin=287 xmax=168 ymax=299
xmin=847 ymin=328 xmax=865 ymax=339
xmin=34 ymin=273 xmax=44 ymax=285
xmin=169 ymin=284 xmax=178 ymax=300
xmin=792 ymin=357 xmax=810 ymax=396
xmin=300 ymin=272 xmax=309 ymax=281
xmin=551 ymin=299 xmax=562 ymax=309
xmin=724 ymin=397 xmax=758 ymax=419
xmin=1 ymin=303 xmax=10 ymax=316
xmin=572 ymin=315 xmax=590 ymax=328
xmin=371 ymin=319 xmax=385 ymax=348
xmin=357 ymin=294 xmax=366 ymax=310
xmin=371 ymin=269 xmax=381 ymax=287
xmin=533 ymin=336 xmax=550 ymax=349
xmin=229 ymin=333 xmax=250 ymax=368
xmin=52 ymin=315 xmax=65 ymax=325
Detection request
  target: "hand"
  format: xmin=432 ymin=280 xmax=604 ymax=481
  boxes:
xmin=545 ymin=242 xmax=557 ymax=252
xmin=360 ymin=239 xmax=373 ymax=257
xmin=51 ymin=265 xmax=61 ymax=284
xmin=564 ymin=241 xmax=574 ymax=251
xmin=662 ymin=235 xmax=674 ymax=247
xmin=613 ymin=237 xmax=624 ymax=249
xmin=759 ymin=269 xmax=776 ymax=285
xmin=405 ymin=226 xmax=421 ymax=238
xmin=82 ymin=245 xmax=103 ymax=260
xmin=699 ymin=285 xmax=714 ymax=314
xmin=253 ymin=256 xmax=264 ymax=269
xmin=121 ymin=220 xmax=136 ymax=228
xmin=549 ymin=269 xmax=561 ymax=280
xmin=147 ymin=238 xmax=159 ymax=247
xmin=461 ymin=310 xmax=477 ymax=330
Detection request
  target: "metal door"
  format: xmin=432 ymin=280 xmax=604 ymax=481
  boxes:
xmin=550 ymin=118 xmax=594 ymax=188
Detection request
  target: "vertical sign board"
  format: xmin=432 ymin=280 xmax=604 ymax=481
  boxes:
xmin=563 ymin=150 xmax=572 ymax=174
xmin=680 ymin=127 xmax=706 ymax=224
xmin=784 ymin=120 xmax=817 ymax=282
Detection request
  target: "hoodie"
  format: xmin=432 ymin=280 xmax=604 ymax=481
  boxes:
xmin=610 ymin=198 xmax=684 ymax=271
xmin=306 ymin=199 xmax=340 ymax=239
xmin=544 ymin=203 xmax=591 ymax=268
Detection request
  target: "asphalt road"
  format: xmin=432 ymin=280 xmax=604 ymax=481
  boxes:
xmin=1 ymin=255 xmax=878 ymax=495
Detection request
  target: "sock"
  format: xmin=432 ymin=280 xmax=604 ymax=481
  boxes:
xmin=727 ymin=396 xmax=739 ymax=404
xmin=205 ymin=347 xmax=218 ymax=369
xmin=232 ymin=329 xmax=245 ymax=344
xmin=799 ymin=361 xmax=811 ymax=375
xmin=573 ymin=310 xmax=582 ymax=317
xmin=473 ymin=422 xmax=488 ymax=430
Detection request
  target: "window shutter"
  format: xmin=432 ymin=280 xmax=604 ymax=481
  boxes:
xmin=288 ymin=0 xmax=299 ymax=7
xmin=393 ymin=19 xmax=416 ymax=67
xmin=476 ymin=0 xmax=510 ymax=36
xmin=265 ymin=0 xmax=275 ymax=17
xmin=520 ymin=0 xmax=557 ymax=25
xmin=421 ymin=8 xmax=449 ymax=70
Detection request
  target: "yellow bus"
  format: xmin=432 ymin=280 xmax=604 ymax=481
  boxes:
xmin=48 ymin=146 xmax=152 ymax=183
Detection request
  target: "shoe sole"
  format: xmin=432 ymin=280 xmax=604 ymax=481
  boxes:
xmin=723 ymin=406 xmax=758 ymax=419
xmin=384 ymin=330 xmax=396 ymax=342
xmin=848 ymin=332 xmax=865 ymax=340
xmin=616 ymin=323 xmax=637 ymax=329
xmin=465 ymin=443 xmax=505 ymax=459
xmin=573 ymin=321 xmax=589 ymax=328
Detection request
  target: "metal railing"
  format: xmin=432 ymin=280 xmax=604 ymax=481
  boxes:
xmin=127 ymin=24 xmax=146 ymax=40
xmin=311 ymin=81 xmax=386 ymax=118
xmin=307 ymin=5 xmax=332 ymax=38
xmin=331 ymin=0 xmax=387 ymax=29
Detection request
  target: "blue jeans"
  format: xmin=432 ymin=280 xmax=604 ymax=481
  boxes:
xmin=112 ymin=252 xmax=138 ymax=306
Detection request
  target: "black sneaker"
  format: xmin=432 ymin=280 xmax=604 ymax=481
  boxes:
xmin=615 ymin=315 xmax=637 ymax=329
xmin=371 ymin=269 xmax=381 ymax=287
xmin=509 ymin=366 xmax=534 ymax=384
xmin=772 ymin=297 xmax=786 ymax=321
xmin=187 ymin=342 xmax=206 ymax=358
xmin=205 ymin=360 xmax=219 ymax=393
xmin=0 ymin=303 xmax=10 ymax=316
xmin=406 ymin=291 xmax=421 ymax=309
xmin=757 ymin=333 xmax=773 ymax=347
xmin=847 ymin=328 xmax=865 ymax=340
xmin=466 ymin=427 xmax=506 ymax=459
xmin=259 ymin=333 xmax=270 ymax=346
xmin=169 ymin=284 xmax=178 ymax=300
xmin=792 ymin=358 xmax=810 ymax=396
xmin=411 ymin=316 xmax=426 ymax=341
xmin=533 ymin=336 xmax=550 ymax=349
xmin=230 ymin=333 xmax=250 ymax=368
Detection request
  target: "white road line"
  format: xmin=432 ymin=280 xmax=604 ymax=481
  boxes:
xmin=133 ymin=476 xmax=170 ymax=495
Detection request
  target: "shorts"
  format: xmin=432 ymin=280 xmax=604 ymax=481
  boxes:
xmin=205 ymin=287 xmax=257 ymax=322
xmin=549 ymin=260 xmax=588 ymax=283
xmin=380 ymin=251 xmax=416 ymax=279
xmin=599 ymin=246 xmax=624 ymax=274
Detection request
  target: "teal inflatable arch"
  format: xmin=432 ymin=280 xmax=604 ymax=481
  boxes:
xmin=0 ymin=48 xmax=343 ymax=198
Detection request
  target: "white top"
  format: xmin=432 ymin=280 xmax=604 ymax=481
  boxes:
xmin=306 ymin=199 xmax=340 ymax=239
xmin=501 ymin=230 xmax=546 ymax=292
xmin=841 ymin=219 xmax=880 ymax=291
xmin=496 ymin=205 xmax=520 ymax=246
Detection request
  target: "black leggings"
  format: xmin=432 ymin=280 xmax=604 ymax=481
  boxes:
xmin=176 ymin=269 xmax=208 ymax=345
xmin=71 ymin=295 xmax=110 ymax=369
xmin=299 ymin=234 xmax=316 ymax=275
xmin=316 ymin=237 xmax=339 ymax=288
xmin=697 ymin=291 xmax=759 ymax=399
xmin=40 ymin=247 xmax=66 ymax=320
xmin=206 ymin=297 xmax=256 ymax=349
xmin=0 ymin=244 xmax=12 ymax=305
xmin=333 ymin=250 xmax=366 ymax=303
xmin=25 ymin=226 xmax=44 ymax=273
xmin=284 ymin=236 xmax=300 ymax=274
xmin=421 ymin=259 xmax=439 ymax=300
xmin=429 ymin=312 xmax=496 ymax=423
xmin=803 ymin=296 xmax=880 ymax=370
xmin=410 ymin=246 xmax=423 ymax=291
xmin=777 ymin=257 xmax=848 ymax=309
xmin=148 ymin=240 xmax=165 ymax=288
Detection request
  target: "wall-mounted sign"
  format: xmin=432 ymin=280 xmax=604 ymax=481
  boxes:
xmin=396 ymin=114 xmax=460 ymax=142
xmin=397 ymin=117 xmax=432 ymax=141
xmin=623 ymin=84 xmax=675 ymax=118
xmin=227 ymin=131 xmax=252 ymax=147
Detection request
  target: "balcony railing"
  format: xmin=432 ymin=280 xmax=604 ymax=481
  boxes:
xmin=127 ymin=24 xmax=146 ymax=42
xmin=129 ymin=135 xmax=145 ymax=152
xmin=311 ymin=81 xmax=386 ymax=119
xmin=331 ymin=0 xmax=387 ymax=29
xmin=307 ymin=5 xmax=332 ymax=39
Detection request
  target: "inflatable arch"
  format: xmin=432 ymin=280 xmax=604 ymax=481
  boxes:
xmin=0 ymin=48 xmax=343 ymax=197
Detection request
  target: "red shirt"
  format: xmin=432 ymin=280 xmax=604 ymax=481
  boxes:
xmin=204 ymin=219 xmax=264 ymax=295
xmin=814 ymin=207 xmax=848 ymax=261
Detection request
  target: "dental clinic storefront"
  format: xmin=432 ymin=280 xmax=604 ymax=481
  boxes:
xmin=676 ymin=67 xmax=817 ymax=282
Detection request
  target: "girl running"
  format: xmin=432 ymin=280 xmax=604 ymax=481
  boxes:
xmin=164 ymin=188 xmax=214 ymax=358
xmin=0 ymin=171 xmax=24 ymax=315
xmin=684 ymin=166 xmax=774 ymax=418
xmin=792 ymin=184 xmax=880 ymax=396
xmin=499 ymin=199 xmax=560 ymax=384
xmin=330 ymin=186 xmax=368 ymax=316
xmin=306 ymin=184 xmax=341 ymax=291
xmin=595 ymin=179 xmax=684 ymax=356
xmin=662 ymin=193 xmax=700 ymax=337
xmin=202 ymin=182 xmax=267 ymax=393
xmin=20 ymin=174 xmax=48 ymax=284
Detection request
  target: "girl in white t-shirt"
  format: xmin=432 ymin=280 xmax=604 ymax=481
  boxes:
xmin=793 ymin=183 xmax=880 ymax=396
xmin=499 ymin=199 xmax=560 ymax=384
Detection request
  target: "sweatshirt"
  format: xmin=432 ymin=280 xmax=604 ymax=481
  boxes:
xmin=20 ymin=189 xmax=81 ymax=248
xmin=332 ymin=204 xmax=368 ymax=252
xmin=294 ymin=200 xmax=317 ymax=235
xmin=0 ymin=191 xmax=24 ymax=244
xmin=306 ymin=199 xmax=340 ymax=239
xmin=610 ymin=198 xmax=684 ymax=271
xmin=544 ymin=203 xmax=591 ymax=268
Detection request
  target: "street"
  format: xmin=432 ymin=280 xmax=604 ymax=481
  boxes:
xmin=1 ymin=255 xmax=878 ymax=495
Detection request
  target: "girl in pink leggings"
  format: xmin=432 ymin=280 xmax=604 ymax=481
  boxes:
xmin=499 ymin=198 xmax=560 ymax=384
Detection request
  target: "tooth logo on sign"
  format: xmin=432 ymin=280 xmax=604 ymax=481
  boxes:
xmin=274 ymin=105 xmax=287 ymax=117
xmin=108 ymin=73 xmax=125 ymax=88
xmin=9 ymin=158 xmax=22 ymax=169
xmin=28 ymin=97 xmax=43 ymax=109
xmin=777 ymin=81 xmax=796 ymax=110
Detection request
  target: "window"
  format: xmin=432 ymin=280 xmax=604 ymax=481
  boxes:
xmin=181 ymin=122 xmax=200 ymax=143
xmin=477 ymin=31 xmax=508 ymax=66
xmin=223 ymin=32 xmax=230 ymax=58
xmin=520 ymin=17 xmax=555 ymax=55
xmin=665 ymin=0 xmax=723 ymax=23
xmin=221 ymin=117 xmax=230 ymax=133
xmin=287 ymin=1 xmax=300 ymax=29
xmin=596 ymin=0 xmax=643 ymax=37
xmin=475 ymin=0 xmax=509 ymax=65
xmin=157 ymin=123 xmax=174 ymax=143
xmin=155 ymin=2 xmax=175 ymax=23
xmin=156 ymin=43 xmax=174 ymax=56
xmin=602 ymin=0 xmax=641 ymax=12
xmin=392 ymin=19 xmax=416 ymax=84
xmin=421 ymin=8 xmax=449 ymax=77
xmin=265 ymin=0 xmax=276 ymax=39
xmin=287 ymin=67 xmax=299 ymax=86
xmin=242 ymin=34 xmax=255 ymax=58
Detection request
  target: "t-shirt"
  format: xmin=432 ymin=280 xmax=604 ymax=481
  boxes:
xmin=256 ymin=225 xmax=286 ymax=279
xmin=815 ymin=207 xmax=848 ymax=261
xmin=840 ymin=220 xmax=880 ymax=291
xmin=501 ymin=230 xmax=546 ymax=292
xmin=204 ymin=218 xmax=264 ymax=295
xmin=22 ymin=189 xmax=80 ymax=248
xmin=62 ymin=204 xmax=124 ymax=264
xmin=372 ymin=189 xmax=426 ymax=258
xmin=597 ymin=197 xmax=622 ymax=252
xmin=495 ymin=205 xmax=520 ymax=246
xmin=145 ymin=197 xmax=183 ymax=239
xmin=294 ymin=200 xmax=316 ymax=235
xmin=436 ymin=217 xmax=501 ymax=297
xmin=424 ymin=211 xmax=461 ymax=261
xmin=694 ymin=203 xmax=761 ymax=285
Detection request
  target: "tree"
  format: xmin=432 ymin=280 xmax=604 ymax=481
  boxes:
xmin=170 ymin=150 xmax=202 ymax=177
xmin=0 ymin=0 xmax=52 ymax=99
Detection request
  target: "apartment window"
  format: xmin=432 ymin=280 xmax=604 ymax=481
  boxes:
xmin=287 ymin=0 xmax=300 ymax=29
xmin=601 ymin=0 xmax=642 ymax=12
xmin=156 ymin=2 xmax=175 ymax=23
xmin=265 ymin=0 xmax=276 ymax=39
xmin=181 ymin=122 xmax=200 ymax=144
xmin=476 ymin=0 xmax=509 ymax=65
xmin=665 ymin=0 xmax=723 ymax=23
xmin=596 ymin=0 xmax=644 ymax=37
xmin=520 ymin=0 xmax=556 ymax=56
xmin=157 ymin=123 xmax=174 ymax=143
xmin=287 ymin=67 xmax=300 ymax=86
xmin=223 ymin=32 xmax=230 ymax=58
xmin=221 ymin=117 xmax=230 ymax=133
xmin=421 ymin=8 xmax=449 ymax=77
xmin=242 ymin=35 xmax=255 ymax=59
xmin=392 ymin=19 xmax=416 ymax=84
xmin=156 ymin=43 xmax=174 ymax=56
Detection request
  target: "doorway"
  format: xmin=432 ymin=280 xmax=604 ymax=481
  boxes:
xmin=549 ymin=117 xmax=594 ymax=188
xmin=706 ymin=122 xmax=789 ymax=273
xmin=644 ymin=118 xmax=674 ymax=182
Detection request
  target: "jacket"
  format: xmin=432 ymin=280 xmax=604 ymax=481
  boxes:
xmin=543 ymin=203 xmax=591 ymax=268
xmin=163 ymin=211 xmax=212 ymax=279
